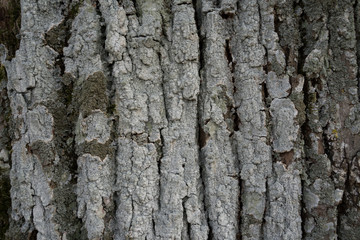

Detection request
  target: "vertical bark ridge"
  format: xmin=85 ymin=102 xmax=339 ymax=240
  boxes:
xmin=260 ymin=1 xmax=304 ymax=239
xmin=197 ymin=0 xmax=240 ymax=239
xmin=63 ymin=1 xmax=116 ymax=239
xmin=232 ymin=1 xmax=271 ymax=239
xmin=156 ymin=0 xmax=208 ymax=238
xmin=110 ymin=0 xmax=166 ymax=238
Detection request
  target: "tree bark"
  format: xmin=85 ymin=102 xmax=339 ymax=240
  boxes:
xmin=1 ymin=0 xmax=360 ymax=239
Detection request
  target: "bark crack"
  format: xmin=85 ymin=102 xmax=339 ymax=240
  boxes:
xmin=193 ymin=0 xmax=212 ymax=236
xmin=354 ymin=0 xmax=360 ymax=102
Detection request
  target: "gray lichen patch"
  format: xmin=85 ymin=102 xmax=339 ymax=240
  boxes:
xmin=76 ymin=111 xmax=111 ymax=144
xmin=264 ymin=162 xmax=302 ymax=240
xmin=25 ymin=105 xmax=54 ymax=143
xmin=78 ymin=71 xmax=108 ymax=118
xmin=270 ymin=98 xmax=298 ymax=153
xmin=76 ymin=154 xmax=114 ymax=240
xmin=266 ymin=71 xmax=291 ymax=99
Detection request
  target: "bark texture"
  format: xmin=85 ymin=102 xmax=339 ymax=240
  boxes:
xmin=1 ymin=0 xmax=360 ymax=239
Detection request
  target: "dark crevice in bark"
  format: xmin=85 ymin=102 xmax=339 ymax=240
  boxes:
xmin=215 ymin=0 xmax=221 ymax=9
xmin=0 ymin=65 xmax=11 ymax=239
xmin=0 ymin=0 xmax=21 ymax=60
xmin=225 ymin=39 xmax=233 ymax=67
xmin=257 ymin=2 xmax=270 ymax=126
xmin=193 ymin=0 xmax=212 ymax=236
xmin=298 ymin=1 xmax=309 ymax=239
xmin=273 ymin=6 xmax=280 ymax=43
xmin=225 ymin=47 xmax=239 ymax=138
xmin=28 ymin=229 xmax=38 ymax=240
xmin=156 ymin=23 xmax=167 ymax=222
xmin=193 ymin=0 xmax=204 ymax=70
xmin=152 ymin=213 xmax=156 ymax=238
xmin=297 ymin=0 xmax=307 ymax=71
xmin=176 ymin=2 xmax=192 ymax=6
xmin=261 ymin=178 xmax=269 ymax=238
xmin=157 ymin=50 xmax=170 ymax=124
xmin=263 ymin=47 xmax=270 ymax=74
xmin=95 ymin=1 xmax=107 ymax=57
xmin=129 ymin=197 xmax=135 ymax=231
xmin=257 ymin=0 xmax=262 ymax=45
xmin=300 ymin=179 xmax=307 ymax=240
xmin=261 ymin=81 xmax=271 ymax=145
xmin=220 ymin=8 xmax=235 ymax=19
xmin=231 ymin=75 xmax=237 ymax=95
xmin=261 ymin=82 xmax=269 ymax=106
xmin=233 ymin=109 xmax=240 ymax=132
xmin=0 ymin=169 xmax=10 ymax=238
xmin=238 ymin=179 xmax=244 ymax=240
xmin=322 ymin=129 xmax=333 ymax=160
xmin=336 ymin=154 xmax=352 ymax=236
xmin=207 ymin=219 xmax=214 ymax=240
xmin=198 ymin=124 xmax=209 ymax=149
xmin=158 ymin=129 xmax=164 ymax=212
xmin=300 ymin=74 xmax=311 ymax=236
xmin=182 ymin=196 xmax=191 ymax=239
xmin=354 ymin=0 xmax=360 ymax=102
xmin=132 ymin=0 xmax=141 ymax=20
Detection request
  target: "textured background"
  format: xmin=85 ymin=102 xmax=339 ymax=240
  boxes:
xmin=1 ymin=0 xmax=360 ymax=239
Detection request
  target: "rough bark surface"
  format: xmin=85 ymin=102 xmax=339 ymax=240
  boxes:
xmin=1 ymin=0 xmax=360 ymax=239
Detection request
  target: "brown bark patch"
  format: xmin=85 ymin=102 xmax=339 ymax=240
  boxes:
xmin=280 ymin=150 xmax=294 ymax=167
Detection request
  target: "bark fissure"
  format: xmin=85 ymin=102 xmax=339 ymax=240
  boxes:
xmin=0 ymin=65 xmax=11 ymax=239
xmin=0 ymin=0 xmax=20 ymax=60
xmin=355 ymin=0 xmax=360 ymax=102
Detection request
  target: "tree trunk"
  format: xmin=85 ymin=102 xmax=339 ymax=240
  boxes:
xmin=1 ymin=0 xmax=360 ymax=239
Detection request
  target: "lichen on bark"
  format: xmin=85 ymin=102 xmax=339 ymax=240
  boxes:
xmin=1 ymin=0 xmax=360 ymax=239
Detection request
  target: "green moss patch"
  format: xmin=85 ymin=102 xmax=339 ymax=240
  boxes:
xmin=78 ymin=71 xmax=108 ymax=118
xmin=76 ymin=140 xmax=114 ymax=160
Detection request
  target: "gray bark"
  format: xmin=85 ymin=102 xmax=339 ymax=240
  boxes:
xmin=1 ymin=0 xmax=360 ymax=239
